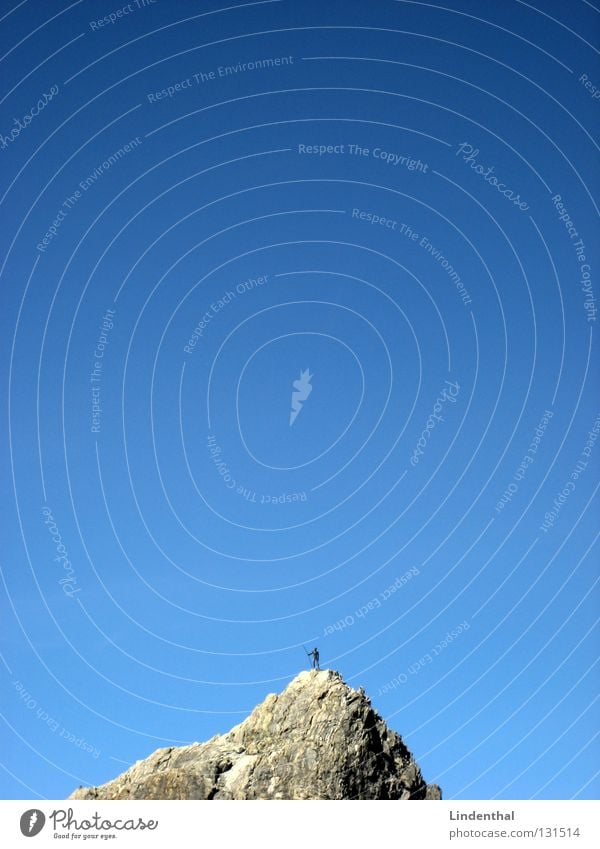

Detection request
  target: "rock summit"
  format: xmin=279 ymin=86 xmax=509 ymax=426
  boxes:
xmin=70 ymin=669 xmax=441 ymax=800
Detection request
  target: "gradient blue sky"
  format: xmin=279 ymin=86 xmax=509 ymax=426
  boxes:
xmin=1 ymin=0 xmax=599 ymax=801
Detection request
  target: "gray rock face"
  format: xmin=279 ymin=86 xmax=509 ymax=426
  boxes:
xmin=70 ymin=670 xmax=441 ymax=800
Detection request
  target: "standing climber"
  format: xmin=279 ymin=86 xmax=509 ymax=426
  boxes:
xmin=306 ymin=646 xmax=320 ymax=670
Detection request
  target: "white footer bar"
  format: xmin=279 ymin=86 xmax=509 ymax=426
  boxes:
xmin=0 ymin=800 xmax=598 ymax=847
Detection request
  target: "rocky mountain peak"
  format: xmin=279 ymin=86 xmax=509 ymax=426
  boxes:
xmin=70 ymin=669 xmax=441 ymax=800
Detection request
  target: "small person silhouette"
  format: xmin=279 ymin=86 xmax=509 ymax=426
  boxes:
xmin=307 ymin=647 xmax=320 ymax=670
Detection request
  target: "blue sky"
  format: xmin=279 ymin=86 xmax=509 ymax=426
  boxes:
xmin=0 ymin=0 xmax=598 ymax=801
